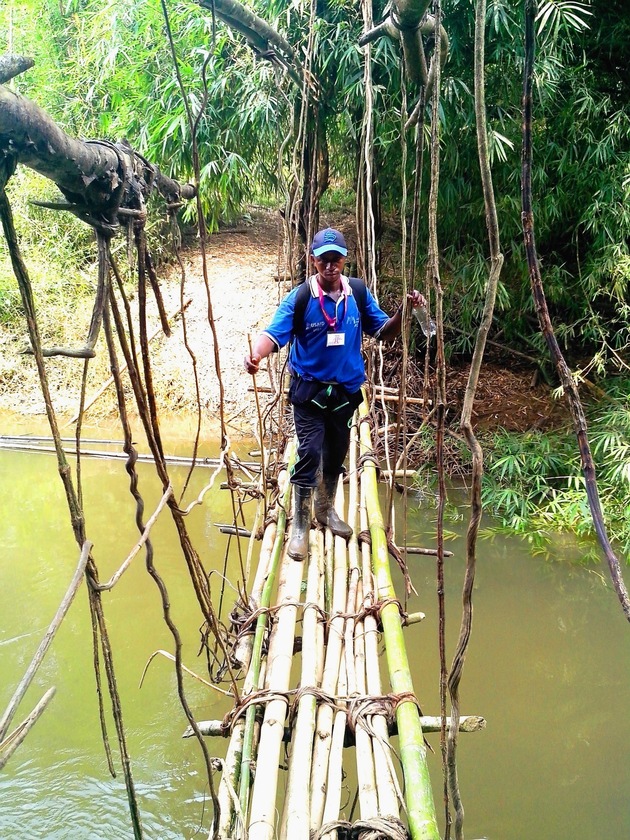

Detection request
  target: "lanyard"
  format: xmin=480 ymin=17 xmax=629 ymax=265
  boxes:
xmin=317 ymin=283 xmax=347 ymax=332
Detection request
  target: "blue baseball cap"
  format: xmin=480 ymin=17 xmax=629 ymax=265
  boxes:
xmin=311 ymin=228 xmax=348 ymax=257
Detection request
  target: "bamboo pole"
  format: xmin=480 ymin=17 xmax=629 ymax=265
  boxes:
xmin=216 ymin=721 xmax=246 ymax=839
xmin=358 ymin=402 xmax=439 ymax=839
xmin=247 ymin=520 xmax=305 ymax=839
xmin=216 ymin=512 xmax=279 ymax=837
xmin=320 ymin=656 xmax=348 ymax=839
xmin=282 ymin=529 xmax=326 ymax=839
xmin=0 ymin=440 xmax=259 ymax=470
xmin=237 ymin=441 xmax=296 ymax=822
xmin=192 ymin=713 xmax=486 ymax=745
xmin=233 ymin=520 xmax=278 ymax=671
xmin=359 ymin=482 xmax=401 ymax=820
xmin=217 ymin=514 xmax=278 ymax=840
xmin=310 ymin=479 xmax=349 ymax=831
xmin=348 ymin=423 xmax=379 ymax=819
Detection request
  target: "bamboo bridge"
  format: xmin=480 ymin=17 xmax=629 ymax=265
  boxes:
xmin=188 ymin=401 xmax=485 ymax=840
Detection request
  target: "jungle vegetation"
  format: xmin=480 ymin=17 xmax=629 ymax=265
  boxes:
xmin=1 ymin=0 xmax=629 ymax=554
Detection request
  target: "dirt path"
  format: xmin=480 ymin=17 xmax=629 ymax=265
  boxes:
xmin=0 ymin=208 xmax=565 ymax=439
xmin=0 ymin=210 xmax=285 ymax=434
xmin=151 ymin=210 xmax=283 ymax=431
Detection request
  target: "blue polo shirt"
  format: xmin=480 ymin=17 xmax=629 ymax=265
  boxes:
xmin=263 ymin=276 xmax=389 ymax=393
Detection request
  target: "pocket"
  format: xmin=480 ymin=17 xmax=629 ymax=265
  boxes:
xmin=289 ymin=377 xmax=321 ymax=406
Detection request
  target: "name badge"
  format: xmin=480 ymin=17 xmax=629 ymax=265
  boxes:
xmin=327 ymin=332 xmax=345 ymax=347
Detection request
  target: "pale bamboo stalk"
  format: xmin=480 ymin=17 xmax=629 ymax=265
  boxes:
xmin=0 ymin=687 xmax=56 ymax=770
xmin=233 ymin=520 xmax=278 ymax=671
xmin=347 ymin=423 xmax=379 ymax=819
xmin=263 ymin=519 xmax=301 ymax=683
xmin=359 ymin=404 xmax=439 ymax=839
xmin=359 ymin=482 xmax=401 ymax=819
xmin=0 ymin=540 xmax=91 ymax=741
xmin=238 ymin=444 xmax=296 ymax=822
xmin=324 ymin=527 xmax=334 ymax=614
xmin=193 ymin=713 xmax=486 ymax=741
xmin=216 ymin=721 xmax=246 ymax=840
xmin=344 ymin=429 xmax=361 ymax=698
xmin=282 ymin=530 xmax=326 ymax=839
xmin=247 ymin=545 xmax=305 ymax=840
xmin=218 ymin=509 xmax=278 ymax=840
xmin=352 ymin=580 xmax=379 ymax=820
xmin=314 ymin=529 xmax=327 ymax=685
xmin=310 ymin=490 xmax=349 ymax=830
xmin=320 ymin=656 xmax=348 ymax=838
xmin=375 ymin=393 xmax=426 ymax=405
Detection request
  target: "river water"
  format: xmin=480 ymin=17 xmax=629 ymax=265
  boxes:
xmin=1 ymin=421 xmax=629 ymax=839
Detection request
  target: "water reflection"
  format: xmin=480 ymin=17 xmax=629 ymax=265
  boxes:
xmin=1 ymin=436 xmax=629 ymax=839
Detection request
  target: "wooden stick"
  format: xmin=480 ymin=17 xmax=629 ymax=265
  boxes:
xmin=405 ymin=546 xmax=454 ymax=557
xmin=92 ymin=485 xmax=173 ymax=591
xmin=0 ymin=541 xmax=91 ymax=741
xmin=0 ymin=687 xmax=56 ymax=770
xmin=0 ymin=440 xmax=259 ymax=470
xmin=248 ymin=333 xmax=268 ymax=520
xmin=375 ymin=393 xmax=427 ymax=405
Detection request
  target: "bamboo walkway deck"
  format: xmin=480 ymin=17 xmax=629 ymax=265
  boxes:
xmin=201 ymin=404 xmax=455 ymax=839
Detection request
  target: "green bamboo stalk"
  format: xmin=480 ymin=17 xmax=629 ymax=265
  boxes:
xmin=358 ymin=402 xmax=440 ymax=840
xmin=360 ymin=481 xmax=401 ymax=819
xmin=238 ymin=440 xmax=297 ymax=822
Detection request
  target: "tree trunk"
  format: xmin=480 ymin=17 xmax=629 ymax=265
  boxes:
xmin=0 ymin=84 xmax=195 ymax=229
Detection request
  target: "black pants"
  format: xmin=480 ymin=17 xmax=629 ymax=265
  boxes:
xmin=289 ymin=378 xmax=362 ymax=487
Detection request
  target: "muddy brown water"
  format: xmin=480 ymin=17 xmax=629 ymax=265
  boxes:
xmin=1 ymin=423 xmax=629 ymax=839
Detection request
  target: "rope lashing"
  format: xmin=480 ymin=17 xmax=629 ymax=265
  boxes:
xmin=313 ymin=816 xmax=409 ymax=840
xmin=346 ymin=691 xmax=422 ymax=735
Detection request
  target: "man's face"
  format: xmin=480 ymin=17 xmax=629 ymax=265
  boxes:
xmin=312 ymin=251 xmax=346 ymax=286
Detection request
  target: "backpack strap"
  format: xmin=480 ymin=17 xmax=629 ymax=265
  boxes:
xmin=292 ymin=276 xmax=368 ymax=336
xmin=292 ymin=280 xmax=312 ymax=336
xmin=347 ymin=277 xmax=368 ymax=320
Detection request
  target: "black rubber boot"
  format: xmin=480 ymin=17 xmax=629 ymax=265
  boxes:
xmin=287 ymin=485 xmax=312 ymax=560
xmin=314 ymin=473 xmax=353 ymax=540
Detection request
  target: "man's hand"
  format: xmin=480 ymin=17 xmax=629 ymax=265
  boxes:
xmin=407 ymin=289 xmax=427 ymax=309
xmin=244 ymin=353 xmax=261 ymax=375
xmin=244 ymin=335 xmax=276 ymax=374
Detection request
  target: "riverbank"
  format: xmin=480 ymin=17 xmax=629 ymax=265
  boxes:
xmin=0 ymin=207 xmax=568 ymax=443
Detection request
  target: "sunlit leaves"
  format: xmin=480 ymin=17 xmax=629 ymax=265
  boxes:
xmin=483 ymin=395 xmax=630 ymax=556
xmin=536 ymin=0 xmax=592 ymax=40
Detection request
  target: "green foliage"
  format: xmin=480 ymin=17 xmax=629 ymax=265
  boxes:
xmin=0 ymin=169 xmax=96 ymax=325
xmin=481 ymin=389 xmax=630 ymax=559
xmin=2 ymin=0 xmax=629 ymax=378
